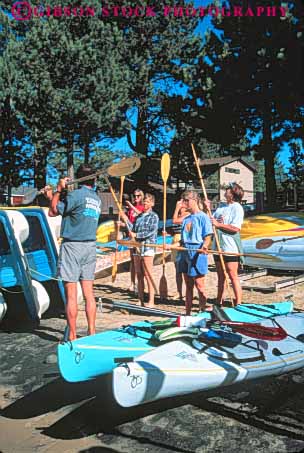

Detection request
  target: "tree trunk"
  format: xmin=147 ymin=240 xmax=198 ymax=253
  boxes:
xmin=7 ymin=183 xmax=12 ymax=207
xmin=66 ymin=136 xmax=74 ymax=189
xmin=84 ymin=139 xmax=90 ymax=164
xmin=131 ymin=104 xmax=150 ymax=186
xmin=135 ymin=104 xmax=149 ymax=156
xmin=263 ymin=114 xmax=277 ymax=208
xmin=34 ymin=143 xmax=47 ymax=189
xmin=294 ymin=183 xmax=298 ymax=210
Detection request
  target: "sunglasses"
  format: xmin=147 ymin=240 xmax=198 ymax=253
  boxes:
xmin=134 ymin=194 xmax=141 ymax=197
xmin=183 ymin=198 xmax=193 ymax=202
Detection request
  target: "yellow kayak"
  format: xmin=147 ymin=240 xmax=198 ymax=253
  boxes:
xmin=241 ymin=212 xmax=304 ymax=240
xmin=96 ymin=220 xmax=116 ymax=243
xmin=241 ymin=212 xmax=304 ymax=270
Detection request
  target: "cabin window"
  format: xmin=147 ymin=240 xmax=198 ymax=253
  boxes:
xmin=225 ymin=167 xmax=240 ymax=174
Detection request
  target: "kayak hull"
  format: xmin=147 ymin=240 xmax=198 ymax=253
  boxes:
xmin=113 ymin=334 xmax=304 ymax=408
xmin=57 ymin=321 xmax=155 ymax=382
xmin=57 ymin=302 xmax=296 ymax=383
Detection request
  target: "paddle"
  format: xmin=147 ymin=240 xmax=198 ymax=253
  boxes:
xmin=22 ymin=157 xmax=141 ymax=204
xmin=112 ymin=176 xmax=125 ymax=282
xmin=107 ymin=157 xmax=141 ymax=177
xmin=208 ymin=305 xmax=287 ymax=340
xmin=112 ymin=300 xmax=180 ymax=318
xmin=159 ymin=153 xmax=170 ymax=301
xmin=96 ymin=245 xmax=116 ymax=253
xmin=217 ymin=322 xmax=287 ymax=341
xmin=256 ymin=234 xmax=304 ymax=250
xmin=191 ymin=143 xmax=234 ymax=305
xmin=117 ymin=239 xmax=282 ymax=262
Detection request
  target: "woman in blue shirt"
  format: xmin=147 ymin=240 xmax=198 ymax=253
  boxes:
xmin=173 ymin=190 xmax=213 ymax=315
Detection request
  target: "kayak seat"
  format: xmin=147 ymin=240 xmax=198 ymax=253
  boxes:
xmin=0 ymin=254 xmax=20 ymax=287
xmin=26 ymin=250 xmax=53 ymax=282
xmin=193 ymin=338 xmax=265 ymax=364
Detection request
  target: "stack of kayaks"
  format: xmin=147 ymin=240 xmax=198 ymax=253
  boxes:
xmin=241 ymin=212 xmax=304 ymax=270
xmin=12 ymin=207 xmax=66 ymax=310
xmin=57 ymin=301 xmax=297 ymax=383
xmin=0 ymin=209 xmax=50 ymax=322
xmin=113 ymin=307 xmax=304 ymax=407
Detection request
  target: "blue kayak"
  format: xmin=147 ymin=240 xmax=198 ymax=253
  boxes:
xmin=58 ymin=301 xmax=294 ymax=383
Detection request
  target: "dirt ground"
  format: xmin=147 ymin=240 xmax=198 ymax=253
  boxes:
xmin=1 ymin=260 xmax=304 ymax=452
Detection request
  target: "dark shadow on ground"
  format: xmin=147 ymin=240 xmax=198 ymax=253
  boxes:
xmin=79 ymin=449 xmax=123 ymax=453
xmin=0 ymin=376 xmax=103 ymax=419
xmin=1 ymin=371 xmax=304 ymax=449
xmin=0 ymin=317 xmax=65 ymax=342
xmin=194 ymin=377 xmax=304 ymax=442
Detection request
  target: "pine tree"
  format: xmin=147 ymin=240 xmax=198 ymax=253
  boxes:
xmin=166 ymin=0 xmax=303 ymax=207
xmin=3 ymin=6 xmax=132 ymax=185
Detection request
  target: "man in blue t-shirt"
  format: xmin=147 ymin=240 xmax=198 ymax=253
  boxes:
xmin=49 ymin=164 xmax=101 ymax=341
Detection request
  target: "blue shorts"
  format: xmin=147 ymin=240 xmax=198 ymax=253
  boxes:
xmin=176 ymin=247 xmax=208 ymax=277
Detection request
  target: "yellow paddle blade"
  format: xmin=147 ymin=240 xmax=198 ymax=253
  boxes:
xmin=161 ymin=153 xmax=170 ymax=183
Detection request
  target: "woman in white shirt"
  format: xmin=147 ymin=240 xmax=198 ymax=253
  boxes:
xmin=212 ymin=183 xmax=244 ymax=306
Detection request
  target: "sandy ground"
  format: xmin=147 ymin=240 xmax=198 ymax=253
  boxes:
xmin=1 ymin=260 xmax=304 ymax=452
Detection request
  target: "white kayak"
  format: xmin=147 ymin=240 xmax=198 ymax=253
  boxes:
xmin=113 ymin=314 xmax=304 ymax=408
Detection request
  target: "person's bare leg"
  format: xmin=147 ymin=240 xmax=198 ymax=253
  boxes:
xmin=142 ymin=256 xmax=155 ymax=306
xmin=134 ymin=255 xmax=145 ymax=305
xmin=129 ymin=251 xmax=136 ymax=290
xmin=184 ymin=274 xmax=194 ymax=315
xmin=80 ymin=280 xmax=96 ymax=336
xmin=215 ymin=261 xmax=225 ymax=305
xmin=175 ymin=264 xmax=183 ymax=299
xmin=226 ymin=261 xmax=242 ymax=305
xmin=64 ymin=282 xmax=78 ymax=341
xmin=194 ymin=275 xmax=207 ymax=311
